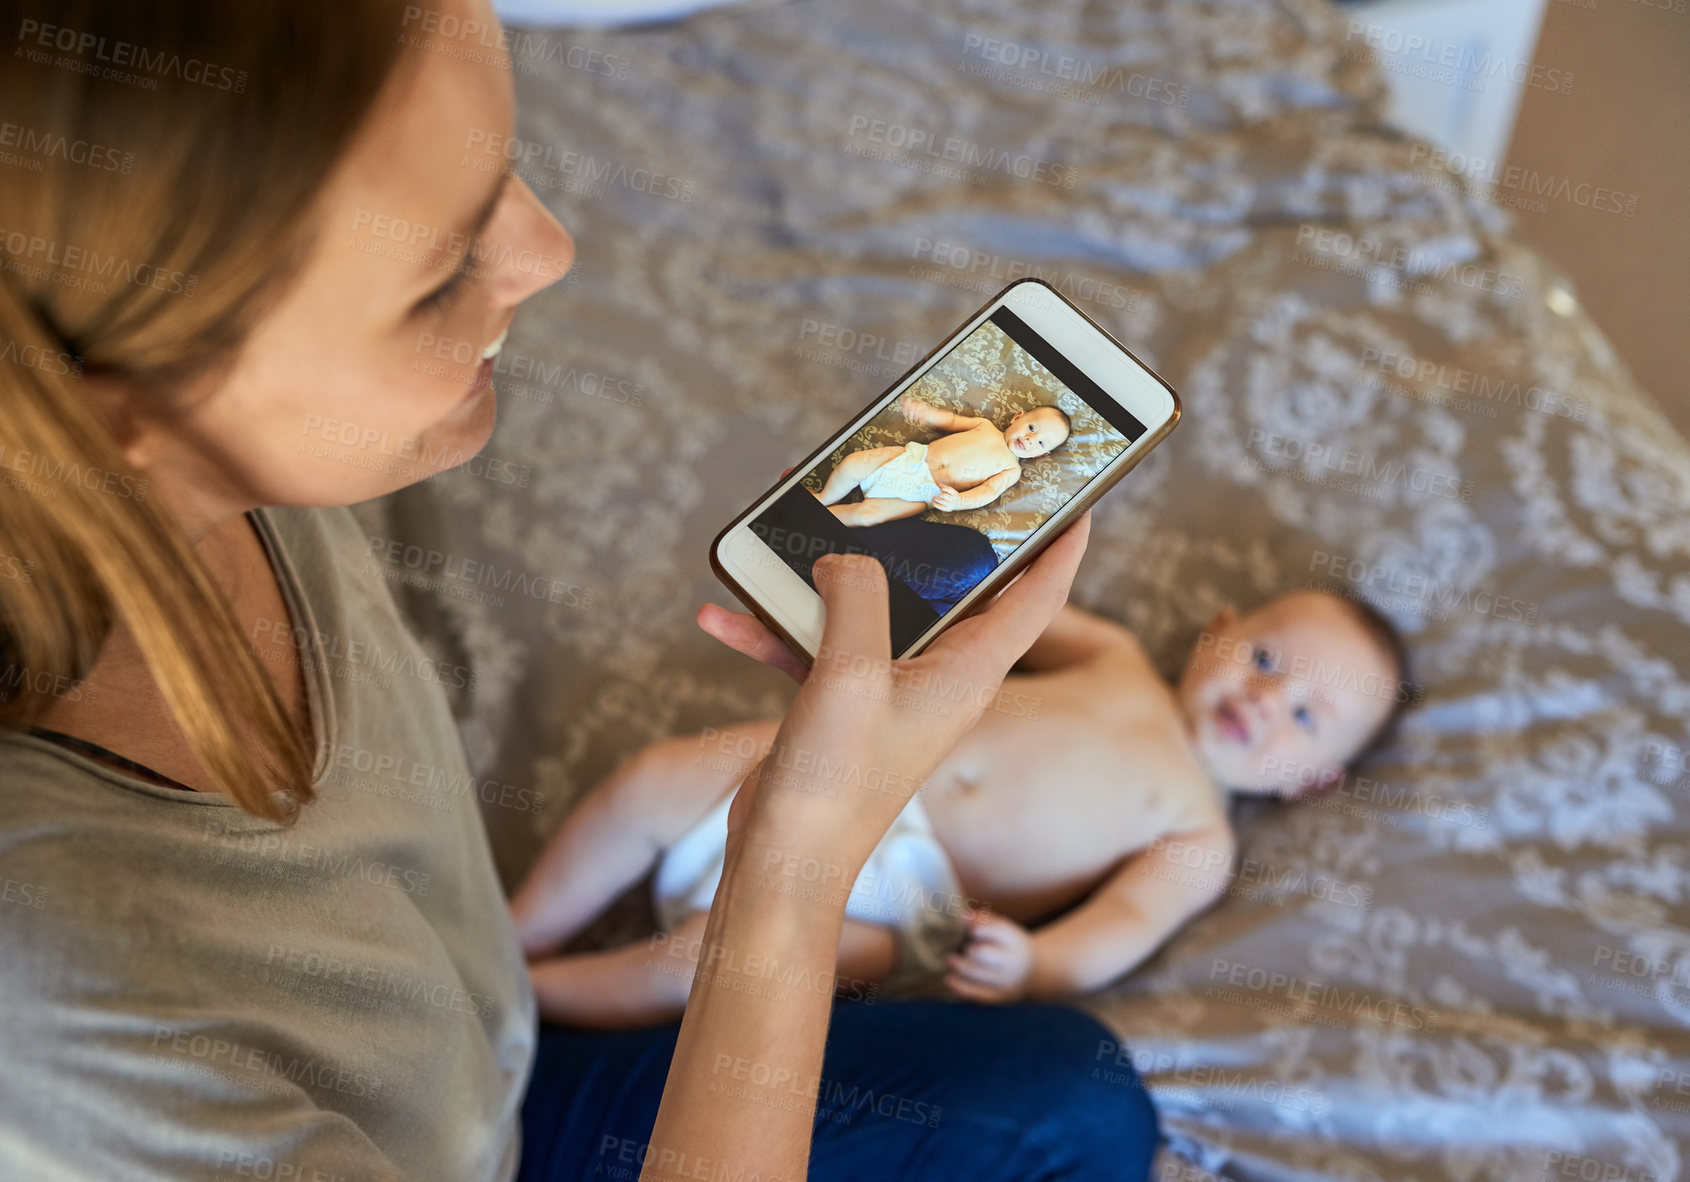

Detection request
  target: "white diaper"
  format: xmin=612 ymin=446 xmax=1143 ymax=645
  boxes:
xmin=856 ymin=440 xmax=944 ymax=505
xmin=652 ymin=789 xmax=970 ymax=991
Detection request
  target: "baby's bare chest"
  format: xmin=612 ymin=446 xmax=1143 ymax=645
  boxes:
xmin=928 ymin=427 xmax=1012 ymax=481
xmin=921 ymin=681 xmax=1220 ymax=917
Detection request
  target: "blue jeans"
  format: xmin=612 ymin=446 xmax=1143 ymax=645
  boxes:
xmin=518 ymin=1000 xmax=1159 ymax=1181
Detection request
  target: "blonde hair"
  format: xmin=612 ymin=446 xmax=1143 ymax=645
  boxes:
xmin=0 ymin=1 xmax=408 ymax=820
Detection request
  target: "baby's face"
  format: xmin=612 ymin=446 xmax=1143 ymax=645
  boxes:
xmin=1005 ymin=407 xmax=1069 ymax=458
xmin=1176 ymin=591 xmax=1400 ymax=795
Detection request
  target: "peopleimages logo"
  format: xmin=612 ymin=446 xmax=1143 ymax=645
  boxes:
xmin=0 ymin=440 xmax=148 ymax=502
xmin=1342 ymin=20 xmax=1574 ymax=95
xmin=1407 ymin=145 xmax=1639 ymax=219
xmin=15 ymin=19 xmax=249 ymax=92
xmin=463 ymin=130 xmax=696 ymax=203
xmin=910 ymin=238 xmax=1141 ymax=311
xmin=1206 ymin=958 xmax=1439 ymax=1031
xmin=300 ymin=410 xmax=531 ymax=488
xmin=1292 ymin=224 xmax=1525 ymax=299
xmin=0 ymin=330 xmax=80 ymax=378
xmin=0 ymin=121 xmax=133 ymax=172
xmin=845 ymin=115 xmax=1077 ymax=189
xmin=1310 ymin=550 xmax=1540 ymax=624
xmin=399 ymin=6 xmax=634 ymax=79
xmin=1358 ymin=345 xmax=1589 ymax=422
xmin=1094 ymin=1040 xmax=1329 ymax=1115
xmin=1194 ymin=630 xmax=1420 ymax=706
xmin=150 ymin=1026 xmax=382 ymax=1100
xmin=201 ymin=820 xmax=435 ymax=898
xmin=1247 ymin=428 xmax=1472 ymax=504
xmin=365 ymin=535 xmax=591 ymax=608
xmin=958 ymin=33 xmax=1189 ymax=106
xmin=350 ymin=209 xmax=569 ymax=279
xmin=1259 ymin=756 xmax=1489 ymax=828
xmin=0 ymin=228 xmax=197 ymax=296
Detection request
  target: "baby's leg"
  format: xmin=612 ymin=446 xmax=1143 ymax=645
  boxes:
xmin=511 ymin=720 xmax=781 ymax=958
xmin=528 ymin=912 xmax=709 ymax=1029
xmin=837 ymin=917 xmax=899 ymax=987
xmin=831 ymin=497 xmax=928 ymax=527
xmin=529 ymin=912 xmax=899 ymax=1029
xmin=811 ymin=445 xmax=905 ymax=506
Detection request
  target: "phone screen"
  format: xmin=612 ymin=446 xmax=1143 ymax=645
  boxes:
xmin=749 ymin=307 xmax=1148 ymax=653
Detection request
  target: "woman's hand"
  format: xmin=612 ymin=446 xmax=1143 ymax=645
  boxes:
xmin=945 ymin=911 xmax=1034 ymax=1003
xmin=652 ymin=494 xmax=1087 ymax=1182
xmin=697 ymin=509 xmax=1091 ymax=870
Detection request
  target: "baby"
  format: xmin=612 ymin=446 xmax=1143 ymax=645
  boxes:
xmin=511 ymin=588 xmax=1410 ymax=1028
xmin=808 ymin=392 xmax=1071 ymax=526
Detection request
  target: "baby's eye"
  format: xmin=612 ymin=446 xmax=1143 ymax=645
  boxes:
xmin=1252 ymin=647 xmax=1275 ymax=672
xmin=1293 ymin=704 xmax=1315 ymax=731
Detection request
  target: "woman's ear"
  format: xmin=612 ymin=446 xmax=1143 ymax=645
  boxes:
xmin=83 ymin=372 xmax=147 ymax=460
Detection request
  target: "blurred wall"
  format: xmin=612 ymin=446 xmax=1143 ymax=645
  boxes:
xmin=1507 ymin=0 xmax=1690 ymax=430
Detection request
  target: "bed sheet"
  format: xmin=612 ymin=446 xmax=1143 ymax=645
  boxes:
xmin=352 ymin=2 xmax=1690 ymax=1178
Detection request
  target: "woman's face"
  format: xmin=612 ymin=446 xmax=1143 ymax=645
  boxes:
xmin=124 ymin=0 xmax=572 ymax=537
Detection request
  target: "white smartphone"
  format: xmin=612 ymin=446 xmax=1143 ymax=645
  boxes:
xmin=710 ymin=278 xmax=1180 ymax=662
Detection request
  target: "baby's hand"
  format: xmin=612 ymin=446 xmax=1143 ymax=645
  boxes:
xmin=897 ymin=392 xmax=929 ymax=424
xmin=930 ymin=485 xmax=962 ymax=511
xmin=945 ymin=911 xmax=1033 ymax=1004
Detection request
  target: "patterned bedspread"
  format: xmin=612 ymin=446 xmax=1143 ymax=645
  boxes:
xmin=353 ymin=2 xmax=1690 ymax=1177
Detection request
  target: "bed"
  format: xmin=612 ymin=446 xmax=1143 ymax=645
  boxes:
xmin=353 ymin=1 xmax=1690 ymax=1177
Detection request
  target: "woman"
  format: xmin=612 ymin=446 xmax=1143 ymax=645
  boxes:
xmin=0 ymin=1 xmax=1158 ymax=1179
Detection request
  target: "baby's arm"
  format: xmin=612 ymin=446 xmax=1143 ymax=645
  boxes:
xmin=945 ymin=824 xmax=1235 ymax=1002
xmin=1012 ymin=603 xmax=1141 ymax=673
xmin=931 ymin=465 xmax=1019 ymax=512
xmin=1026 ymin=824 xmax=1235 ymax=997
xmin=899 ymin=392 xmax=991 ymax=435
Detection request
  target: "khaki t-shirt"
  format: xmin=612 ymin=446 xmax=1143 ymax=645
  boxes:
xmin=0 ymin=505 xmax=536 ymax=1181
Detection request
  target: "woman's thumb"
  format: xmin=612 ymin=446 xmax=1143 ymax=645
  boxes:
xmin=812 ymin=553 xmax=891 ymax=667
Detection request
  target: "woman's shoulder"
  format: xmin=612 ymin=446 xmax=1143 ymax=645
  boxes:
xmin=0 ymin=750 xmax=60 ymax=919
xmin=0 ymin=733 xmax=246 ymax=904
xmin=0 ymin=730 xmax=138 ymax=811
xmin=0 ymin=740 xmax=156 ymax=958
xmin=0 ymin=728 xmax=191 ymax=823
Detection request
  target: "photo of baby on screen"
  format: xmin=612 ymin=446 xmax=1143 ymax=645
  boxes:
xmin=809 ymin=394 xmax=1071 ymax=525
xmin=801 ymin=318 xmax=1132 ymax=561
xmin=747 ymin=311 xmax=1143 ymax=650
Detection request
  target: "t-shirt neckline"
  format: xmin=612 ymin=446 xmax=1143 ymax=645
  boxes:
xmin=247 ymin=506 xmax=336 ymax=790
xmin=13 ymin=507 xmax=336 ymax=805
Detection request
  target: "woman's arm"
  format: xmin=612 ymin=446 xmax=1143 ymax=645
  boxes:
xmin=650 ymin=514 xmax=1092 ymax=1181
xmin=638 ymin=817 xmax=850 ymax=1181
